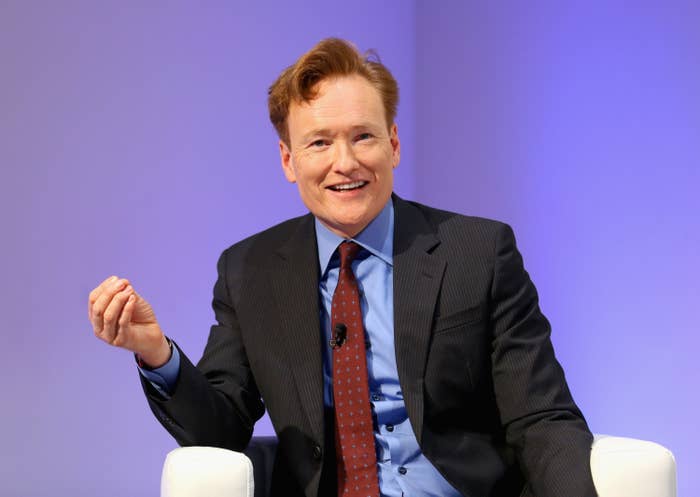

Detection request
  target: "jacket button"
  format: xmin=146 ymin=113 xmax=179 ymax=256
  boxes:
xmin=312 ymin=444 xmax=323 ymax=460
xmin=398 ymin=466 xmax=407 ymax=475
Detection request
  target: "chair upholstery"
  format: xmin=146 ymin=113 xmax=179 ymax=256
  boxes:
xmin=160 ymin=446 xmax=253 ymax=497
xmin=161 ymin=434 xmax=676 ymax=497
xmin=591 ymin=434 xmax=676 ymax=497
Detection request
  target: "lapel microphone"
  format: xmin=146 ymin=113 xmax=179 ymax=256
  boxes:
xmin=329 ymin=323 xmax=347 ymax=349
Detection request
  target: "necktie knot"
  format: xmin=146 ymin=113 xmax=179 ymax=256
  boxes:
xmin=338 ymin=241 xmax=361 ymax=270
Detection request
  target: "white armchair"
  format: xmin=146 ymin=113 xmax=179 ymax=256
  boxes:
xmin=161 ymin=434 xmax=676 ymax=497
xmin=161 ymin=446 xmax=254 ymax=497
xmin=590 ymin=435 xmax=676 ymax=497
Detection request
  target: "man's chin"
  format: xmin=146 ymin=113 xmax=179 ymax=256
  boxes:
xmin=319 ymin=216 xmax=371 ymax=239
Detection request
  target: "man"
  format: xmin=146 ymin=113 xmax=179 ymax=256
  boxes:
xmin=88 ymin=38 xmax=597 ymax=497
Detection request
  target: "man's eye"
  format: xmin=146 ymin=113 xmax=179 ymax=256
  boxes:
xmin=311 ymin=139 xmax=327 ymax=147
xmin=356 ymin=133 xmax=372 ymax=141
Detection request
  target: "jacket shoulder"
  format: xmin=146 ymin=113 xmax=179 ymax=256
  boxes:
xmin=219 ymin=213 xmax=313 ymax=268
xmin=400 ymin=198 xmax=512 ymax=243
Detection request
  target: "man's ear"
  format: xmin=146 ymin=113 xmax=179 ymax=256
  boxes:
xmin=279 ymin=140 xmax=297 ymax=183
xmin=389 ymin=123 xmax=401 ymax=169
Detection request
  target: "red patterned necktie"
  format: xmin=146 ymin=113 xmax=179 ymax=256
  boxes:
xmin=331 ymin=241 xmax=380 ymax=497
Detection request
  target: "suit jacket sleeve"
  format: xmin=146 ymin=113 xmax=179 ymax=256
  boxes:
xmin=140 ymin=249 xmax=265 ymax=450
xmin=490 ymin=223 xmax=597 ymax=497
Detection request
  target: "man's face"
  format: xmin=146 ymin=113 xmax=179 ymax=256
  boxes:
xmin=280 ymin=75 xmax=400 ymax=238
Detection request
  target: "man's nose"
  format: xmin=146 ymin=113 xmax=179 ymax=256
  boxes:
xmin=331 ymin=140 xmax=359 ymax=173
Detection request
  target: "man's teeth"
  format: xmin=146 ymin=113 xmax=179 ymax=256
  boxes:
xmin=331 ymin=181 xmax=366 ymax=191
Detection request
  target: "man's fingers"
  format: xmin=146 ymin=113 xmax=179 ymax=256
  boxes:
xmin=101 ymin=285 xmax=134 ymax=343
xmin=90 ymin=277 xmax=123 ymax=330
xmin=114 ymin=294 xmax=136 ymax=347
xmin=89 ymin=275 xmax=119 ymax=305
xmin=91 ymin=278 xmax=129 ymax=338
xmin=88 ymin=275 xmax=117 ymax=321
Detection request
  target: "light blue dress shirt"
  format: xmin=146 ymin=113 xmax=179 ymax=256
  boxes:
xmin=316 ymin=200 xmax=461 ymax=497
xmin=140 ymin=200 xmax=461 ymax=497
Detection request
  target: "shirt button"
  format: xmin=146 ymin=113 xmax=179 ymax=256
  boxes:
xmin=386 ymin=424 xmax=394 ymax=432
xmin=398 ymin=466 xmax=407 ymax=475
xmin=312 ymin=444 xmax=323 ymax=461
xmin=371 ymin=393 xmax=382 ymax=401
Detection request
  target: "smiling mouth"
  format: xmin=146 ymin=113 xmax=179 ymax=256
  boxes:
xmin=328 ymin=181 xmax=368 ymax=192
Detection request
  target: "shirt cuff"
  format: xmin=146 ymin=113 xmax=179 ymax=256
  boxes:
xmin=137 ymin=340 xmax=181 ymax=398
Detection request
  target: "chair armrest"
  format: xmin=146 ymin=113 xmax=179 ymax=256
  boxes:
xmin=591 ymin=434 xmax=677 ymax=497
xmin=161 ymin=446 xmax=254 ymax=497
xmin=161 ymin=435 xmax=677 ymax=497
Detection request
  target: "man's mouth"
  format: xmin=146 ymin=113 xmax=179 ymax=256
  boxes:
xmin=328 ymin=181 xmax=368 ymax=192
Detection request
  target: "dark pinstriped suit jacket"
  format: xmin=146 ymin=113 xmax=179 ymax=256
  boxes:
xmin=141 ymin=195 xmax=597 ymax=497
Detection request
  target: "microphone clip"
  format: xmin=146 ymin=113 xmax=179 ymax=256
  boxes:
xmin=329 ymin=323 xmax=347 ymax=349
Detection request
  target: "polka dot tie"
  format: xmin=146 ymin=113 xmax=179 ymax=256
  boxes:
xmin=331 ymin=241 xmax=380 ymax=497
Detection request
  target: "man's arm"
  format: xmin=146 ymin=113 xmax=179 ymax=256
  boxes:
xmin=140 ymin=251 xmax=265 ymax=449
xmin=489 ymin=223 xmax=597 ymax=497
xmin=88 ymin=252 xmax=265 ymax=451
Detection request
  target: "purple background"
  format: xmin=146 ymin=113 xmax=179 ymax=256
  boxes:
xmin=1 ymin=2 xmax=697 ymax=496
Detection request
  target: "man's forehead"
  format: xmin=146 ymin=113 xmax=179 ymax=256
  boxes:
xmin=287 ymin=77 xmax=387 ymax=141
xmin=290 ymin=76 xmax=382 ymax=112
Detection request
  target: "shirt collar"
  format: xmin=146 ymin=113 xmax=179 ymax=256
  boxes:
xmin=315 ymin=199 xmax=394 ymax=276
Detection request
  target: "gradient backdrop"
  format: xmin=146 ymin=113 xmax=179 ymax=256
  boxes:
xmin=1 ymin=2 xmax=697 ymax=496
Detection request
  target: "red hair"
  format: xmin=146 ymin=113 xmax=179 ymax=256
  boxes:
xmin=268 ymin=38 xmax=399 ymax=145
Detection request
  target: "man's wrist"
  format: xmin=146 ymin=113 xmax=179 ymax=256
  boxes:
xmin=136 ymin=336 xmax=173 ymax=370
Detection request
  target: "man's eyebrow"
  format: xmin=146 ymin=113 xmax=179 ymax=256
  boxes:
xmin=349 ymin=122 xmax=383 ymax=132
xmin=298 ymin=123 xmax=385 ymax=143
xmin=300 ymin=129 xmax=333 ymax=142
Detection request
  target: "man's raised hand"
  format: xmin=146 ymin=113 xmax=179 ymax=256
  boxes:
xmin=88 ymin=276 xmax=171 ymax=368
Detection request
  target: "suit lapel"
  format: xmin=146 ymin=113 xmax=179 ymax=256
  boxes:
xmin=392 ymin=196 xmax=445 ymax=443
xmin=264 ymin=199 xmax=445 ymax=445
xmin=268 ymin=215 xmax=326 ymax=441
